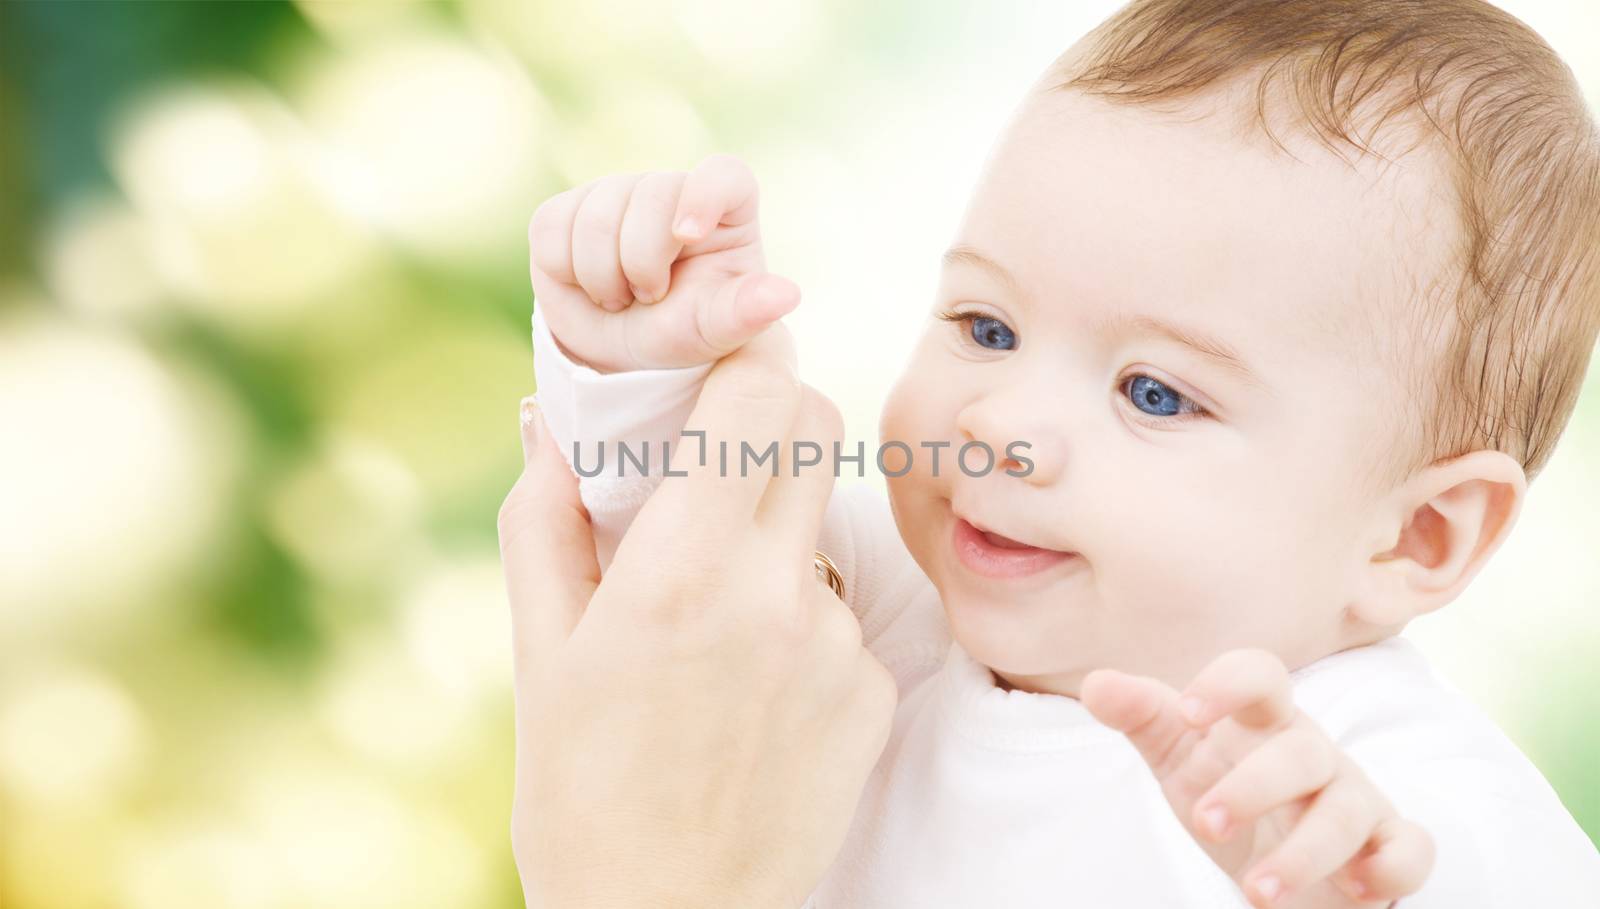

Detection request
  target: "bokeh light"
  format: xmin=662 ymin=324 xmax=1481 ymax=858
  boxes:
xmin=117 ymin=819 xmax=281 ymax=909
xmin=0 ymin=662 xmax=148 ymax=809
xmin=297 ymin=33 xmax=548 ymax=260
xmin=0 ymin=310 xmax=235 ymax=640
xmin=43 ymin=195 xmax=166 ymax=321
xmin=110 ymin=81 xmax=377 ymax=327
xmin=263 ymin=430 xmax=426 ymax=588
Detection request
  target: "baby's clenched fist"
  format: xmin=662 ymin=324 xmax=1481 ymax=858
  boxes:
xmin=528 ymin=152 xmax=800 ymax=373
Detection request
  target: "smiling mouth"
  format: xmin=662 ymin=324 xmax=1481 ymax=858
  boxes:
xmin=950 ymin=514 xmax=1079 ymax=580
xmin=976 ymin=527 xmax=1037 ymax=549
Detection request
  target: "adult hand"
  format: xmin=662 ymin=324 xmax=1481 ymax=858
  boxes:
xmin=498 ymin=324 xmax=898 ymax=908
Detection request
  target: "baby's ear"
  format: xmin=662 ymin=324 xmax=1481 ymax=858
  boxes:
xmin=1352 ymin=449 xmax=1526 ymax=627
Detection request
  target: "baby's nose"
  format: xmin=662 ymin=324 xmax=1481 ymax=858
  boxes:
xmin=954 ymin=396 xmax=1062 ymax=486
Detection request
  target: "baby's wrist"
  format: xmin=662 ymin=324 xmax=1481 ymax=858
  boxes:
xmin=549 ymin=331 xmax=612 ymax=374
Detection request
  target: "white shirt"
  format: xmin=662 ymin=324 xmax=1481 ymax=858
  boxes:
xmin=529 ymin=306 xmax=1600 ymax=907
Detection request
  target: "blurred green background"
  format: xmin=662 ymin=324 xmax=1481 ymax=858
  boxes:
xmin=0 ymin=2 xmax=1594 ymax=906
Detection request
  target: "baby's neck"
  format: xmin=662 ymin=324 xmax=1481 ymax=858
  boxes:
xmin=984 ymin=628 xmax=1404 ymax=699
xmin=990 ymin=668 xmax=1080 ymax=698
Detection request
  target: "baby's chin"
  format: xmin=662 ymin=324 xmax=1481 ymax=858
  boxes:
xmin=935 ymin=579 xmax=1095 ymax=695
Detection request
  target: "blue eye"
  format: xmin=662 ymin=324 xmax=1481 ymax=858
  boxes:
xmin=937 ymin=308 xmax=1017 ymax=350
xmin=970 ymin=317 xmax=1016 ymax=350
xmin=1125 ymin=375 xmax=1201 ymax=418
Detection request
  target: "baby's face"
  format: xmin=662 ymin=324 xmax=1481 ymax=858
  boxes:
xmin=879 ymin=86 xmax=1448 ymax=694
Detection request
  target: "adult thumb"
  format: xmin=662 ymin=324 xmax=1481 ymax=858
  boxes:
xmin=499 ymin=395 xmax=600 ymax=670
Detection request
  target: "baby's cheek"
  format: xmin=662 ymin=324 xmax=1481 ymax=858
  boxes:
xmin=1093 ymin=479 xmax=1287 ymax=638
xmin=1163 ymin=526 xmax=1332 ymax=651
xmin=876 ymin=394 xmax=914 ymax=455
xmin=878 ymin=366 xmax=953 ymax=469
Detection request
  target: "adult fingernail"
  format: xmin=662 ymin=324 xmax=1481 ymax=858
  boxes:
xmin=674 ymin=216 xmax=703 ymax=239
xmin=520 ymin=395 xmax=541 ymax=464
xmin=1180 ymin=696 xmax=1206 ymax=724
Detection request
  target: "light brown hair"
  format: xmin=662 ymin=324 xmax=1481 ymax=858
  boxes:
xmin=1044 ymin=0 xmax=1600 ymax=485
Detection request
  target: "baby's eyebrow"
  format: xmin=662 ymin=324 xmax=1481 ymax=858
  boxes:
xmin=1104 ymin=313 xmax=1265 ymax=390
xmin=942 ymin=245 xmax=1025 ymax=299
xmin=941 ymin=244 xmax=1264 ymax=389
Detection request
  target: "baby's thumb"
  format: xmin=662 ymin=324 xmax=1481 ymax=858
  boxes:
xmin=698 ymin=272 xmax=800 ymax=358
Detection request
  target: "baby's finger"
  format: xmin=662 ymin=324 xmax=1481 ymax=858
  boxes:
xmin=1180 ymin=648 xmax=1295 ymax=731
xmin=619 ymin=171 xmax=687 ymax=304
xmin=1336 ymin=816 xmax=1435 ymax=904
xmin=571 ymin=172 xmax=645 ymax=312
xmin=1191 ymin=720 xmax=1338 ymax=842
xmin=530 ymin=277 xmax=617 ymax=369
xmin=1081 ymin=669 xmax=1196 ymax=777
xmin=1242 ymin=775 xmax=1380 ymax=907
xmin=618 ymin=270 xmax=799 ymax=370
xmin=671 ymin=152 xmax=760 ymax=245
xmin=528 ymin=182 xmax=598 ymax=286
xmin=696 ymin=271 xmax=800 ymax=355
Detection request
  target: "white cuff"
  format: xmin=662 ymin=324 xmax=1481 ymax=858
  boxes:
xmin=530 ymin=302 xmax=713 ymax=519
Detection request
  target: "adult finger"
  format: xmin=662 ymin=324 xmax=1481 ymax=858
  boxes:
xmin=498 ymin=396 xmax=600 ymax=672
xmin=670 ymin=152 xmax=760 ymax=245
xmin=571 ymin=172 xmax=645 ymax=312
xmin=629 ymin=321 xmax=802 ymax=545
xmin=756 ymin=383 xmax=843 ymax=557
xmin=1180 ymin=648 xmax=1296 ymax=731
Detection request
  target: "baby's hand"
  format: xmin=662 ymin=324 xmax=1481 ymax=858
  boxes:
xmin=528 ymin=152 xmax=800 ymax=373
xmin=1081 ymin=650 xmax=1435 ymax=909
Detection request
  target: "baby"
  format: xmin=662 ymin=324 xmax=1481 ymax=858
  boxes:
xmin=526 ymin=1 xmax=1600 ymax=906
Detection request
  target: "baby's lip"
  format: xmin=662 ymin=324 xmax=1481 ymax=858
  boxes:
xmin=950 ymin=502 xmax=1074 ymax=554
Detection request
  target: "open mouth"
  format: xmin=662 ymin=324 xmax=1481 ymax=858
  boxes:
xmin=977 ymin=527 xmax=1037 ymax=549
xmin=950 ymin=515 xmax=1079 ymax=580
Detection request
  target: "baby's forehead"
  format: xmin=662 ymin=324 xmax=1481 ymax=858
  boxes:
xmin=970 ymin=88 xmax=1454 ymax=366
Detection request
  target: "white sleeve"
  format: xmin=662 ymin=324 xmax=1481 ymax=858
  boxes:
xmin=530 ymin=303 xmax=935 ymax=653
xmin=1359 ymin=755 xmax=1600 ymax=908
xmin=531 ymin=303 xmax=711 ymax=573
xmin=1294 ymin=641 xmax=1600 ymax=908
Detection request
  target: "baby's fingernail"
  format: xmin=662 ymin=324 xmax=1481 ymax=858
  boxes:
xmin=674 ymin=216 xmax=703 ymax=239
xmin=629 ymin=283 xmax=651 ymax=303
xmin=1180 ymin=696 xmax=1206 ymax=723
xmin=754 ymin=275 xmax=799 ymax=315
xmin=1252 ymin=874 xmax=1282 ymax=905
xmin=1201 ymin=805 xmax=1229 ymax=838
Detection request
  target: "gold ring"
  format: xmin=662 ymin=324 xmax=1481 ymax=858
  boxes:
xmin=812 ymin=550 xmax=845 ymax=600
